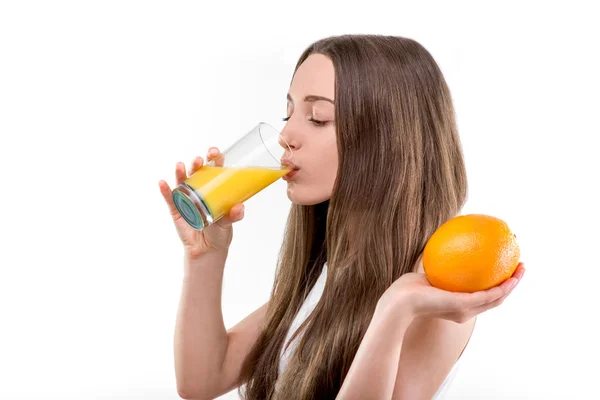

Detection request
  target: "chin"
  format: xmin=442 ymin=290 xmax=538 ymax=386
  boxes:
xmin=286 ymin=184 xmax=331 ymax=206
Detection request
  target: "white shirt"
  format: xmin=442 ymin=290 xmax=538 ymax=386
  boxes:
xmin=276 ymin=262 xmax=462 ymax=399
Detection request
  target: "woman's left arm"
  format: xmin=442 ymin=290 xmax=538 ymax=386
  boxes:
xmin=336 ymin=263 xmax=525 ymax=400
xmin=334 ymin=298 xmax=414 ymax=400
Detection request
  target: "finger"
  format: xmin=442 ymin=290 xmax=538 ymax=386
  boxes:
xmin=468 ymin=263 xmax=524 ymax=304
xmin=486 ymin=265 xmax=524 ymax=308
xmin=206 ymin=147 xmax=225 ymax=167
xmin=512 ymin=263 xmax=526 ymax=280
xmin=465 ymin=264 xmax=524 ymax=305
xmin=226 ymin=204 xmax=245 ymax=223
xmin=206 ymin=147 xmax=218 ymax=162
xmin=158 ymin=180 xmax=179 ymax=217
xmin=175 ymin=162 xmax=187 ymax=185
xmin=472 ymin=270 xmax=525 ymax=312
xmin=456 ymin=278 xmax=515 ymax=309
xmin=215 ymin=204 xmax=245 ymax=229
xmin=189 ymin=156 xmax=204 ymax=175
xmin=439 ymin=266 xmax=524 ymax=321
xmin=470 ymin=287 xmax=515 ymax=316
xmin=444 ymin=284 xmax=516 ymax=323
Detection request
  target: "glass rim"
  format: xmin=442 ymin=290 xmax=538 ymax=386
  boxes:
xmin=258 ymin=121 xmax=293 ymax=166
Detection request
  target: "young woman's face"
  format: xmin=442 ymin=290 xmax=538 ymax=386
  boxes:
xmin=280 ymin=53 xmax=339 ymax=206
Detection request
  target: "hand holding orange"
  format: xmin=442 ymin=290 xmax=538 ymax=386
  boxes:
xmin=423 ymin=214 xmax=521 ymax=293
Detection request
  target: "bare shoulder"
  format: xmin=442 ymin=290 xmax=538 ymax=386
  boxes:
xmin=392 ymin=254 xmax=476 ymax=399
xmin=412 ymin=254 xmax=475 ymax=365
xmin=393 ymin=314 xmax=475 ymax=399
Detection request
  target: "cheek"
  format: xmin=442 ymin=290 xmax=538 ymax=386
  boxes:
xmin=325 ymin=142 xmax=339 ymax=182
xmin=305 ymin=135 xmax=338 ymax=178
xmin=322 ymin=156 xmax=338 ymax=185
xmin=311 ymin=143 xmax=338 ymax=190
xmin=288 ymin=147 xmax=338 ymax=205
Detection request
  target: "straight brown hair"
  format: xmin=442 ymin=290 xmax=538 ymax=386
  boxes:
xmin=238 ymin=34 xmax=468 ymax=399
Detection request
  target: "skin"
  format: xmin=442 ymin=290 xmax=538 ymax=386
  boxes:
xmin=279 ymin=53 xmax=339 ymax=206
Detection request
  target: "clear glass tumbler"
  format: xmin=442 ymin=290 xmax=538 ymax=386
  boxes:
xmin=171 ymin=122 xmax=293 ymax=230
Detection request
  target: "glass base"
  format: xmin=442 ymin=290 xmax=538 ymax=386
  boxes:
xmin=172 ymin=183 xmax=213 ymax=230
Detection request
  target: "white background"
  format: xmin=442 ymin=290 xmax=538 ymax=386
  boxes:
xmin=1 ymin=1 xmax=598 ymax=399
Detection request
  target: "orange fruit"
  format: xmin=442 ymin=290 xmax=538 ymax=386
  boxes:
xmin=423 ymin=214 xmax=520 ymax=293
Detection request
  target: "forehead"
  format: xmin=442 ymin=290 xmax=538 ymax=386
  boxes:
xmin=289 ymin=53 xmax=335 ymax=100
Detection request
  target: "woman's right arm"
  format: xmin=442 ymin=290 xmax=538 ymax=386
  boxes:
xmin=175 ymin=251 xmax=269 ymax=400
xmin=159 ymin=149 xmax=268 ymax=399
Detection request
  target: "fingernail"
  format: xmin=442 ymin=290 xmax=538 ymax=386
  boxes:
xmin=509 ymin=279 xmax=518 ymax=290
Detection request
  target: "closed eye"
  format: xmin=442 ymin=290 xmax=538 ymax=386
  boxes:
xmin=281 ymin=116 xmax=330 ymax=127
xmin=308 ymin=118 xmax=327 ymax=127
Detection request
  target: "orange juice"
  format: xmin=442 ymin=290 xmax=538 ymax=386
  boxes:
xmin=184 ymin=165 xmax=290 ymax=220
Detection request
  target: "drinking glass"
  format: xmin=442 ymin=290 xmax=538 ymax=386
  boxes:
xmin=171 ymin=122 xmax=293 ymax=230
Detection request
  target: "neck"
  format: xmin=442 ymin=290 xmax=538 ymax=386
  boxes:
xmin=310 ymin=200 xmax=329 ymax=266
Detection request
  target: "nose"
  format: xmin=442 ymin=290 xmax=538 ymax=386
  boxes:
xmin=279 ymin=123 xmax=300 ymax=152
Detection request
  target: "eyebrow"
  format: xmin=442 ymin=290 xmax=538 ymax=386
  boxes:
xmin=287 ymin=93 xmax=334 ymax=105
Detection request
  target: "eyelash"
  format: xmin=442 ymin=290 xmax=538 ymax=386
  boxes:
xmin=282 ymin=116 xmax=328 ymax=127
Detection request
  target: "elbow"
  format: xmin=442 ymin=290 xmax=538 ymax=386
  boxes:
xmin=176 ymin=383 xmax=209 ymax=400
xmin=175 ymin=365 xmax=223 ymax=400
xmin=176 ymin=387 xmax=196 ymax=400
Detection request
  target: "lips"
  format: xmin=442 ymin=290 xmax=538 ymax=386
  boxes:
xmin=281 ymin=158 xmax=298 ymax=169
xmin=282 ymin=169 xmax=298 ymax=181
xmin=281 ymin=159 xmax=299 ymax=171
xmin=281 ymin=159 xmax=299 ymax=181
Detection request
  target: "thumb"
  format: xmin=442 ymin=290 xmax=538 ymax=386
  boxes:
xmin=216 ymin=204 xmax=245 ymax=229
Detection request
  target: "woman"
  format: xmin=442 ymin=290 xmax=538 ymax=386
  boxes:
xmin=159 ymin=34 xmax=525 ymax=400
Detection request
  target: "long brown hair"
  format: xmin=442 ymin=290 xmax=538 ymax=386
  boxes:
xmin=238 ymin=34 xmax=468 ymax=400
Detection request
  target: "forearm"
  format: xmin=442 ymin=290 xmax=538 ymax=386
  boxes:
xmin=336 ymin=301 xmax=413 ymax=400
xmin=174 ymin=250 xmax=229 ymax=396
